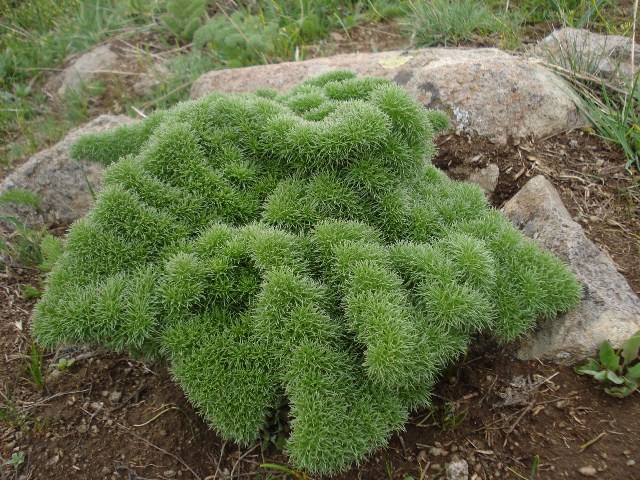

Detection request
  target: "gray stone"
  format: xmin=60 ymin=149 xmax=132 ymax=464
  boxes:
xmin=430 ymin=447 xmax=449 ymax=457
xmin=502 ymin=175 xmax=640 ymax=363
xmin=451 ymin=163 xmax=500 ymax=197
xmin=191 ymin=48 xmax=586 ymax=144
xmin=578 ymin=466 xmax=597 ymax=477
xmin=56 ymin=44 xmax=120 ymax=97
xmin=446 ymin=459 xmax=469 ymax=480
xmin=132 ymin=62 xmax=168 ymax=97
xmin=0 ymin=115 xmax=134 ymax=227
xmin=531 ymin=28 xmax=639 ymax=82
xmin=109 ymin=391 xmax=122 ymax=403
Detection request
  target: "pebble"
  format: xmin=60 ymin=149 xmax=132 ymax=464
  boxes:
xmin=430 ymin=463 xmax=442 ymax=471
xmin=578 ymin=466 xmax=597 ymax=477
xmin=46 ymin=369 xmax=62 ymax=385
xmin=430 ymin=447 xmax=449 ymax=457
xmin=628 ymin=460 xmax=636 ymax=466
xmin=164 ymin=470 xmax=177 ymax=478
xmin=90 ymin=402 xmax=103 ymax=412
xmin=446 ymin=459 xmax=469 ymax=480
xmin=109 ymin=391 xmax=122 ymax=403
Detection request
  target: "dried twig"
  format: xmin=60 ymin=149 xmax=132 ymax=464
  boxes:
xmin=502 ymin=400 xmax=535 ymax=447
xmin=580 ymin=432 xmax=606 ymax=451
xmin=228 ymin=445 xmax=259 ymax=479
xmin=118 ymin=424 xmax=202 ymax=480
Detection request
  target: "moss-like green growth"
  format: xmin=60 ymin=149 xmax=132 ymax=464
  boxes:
xmin=34 ymin=71 xmax=581 ymax=474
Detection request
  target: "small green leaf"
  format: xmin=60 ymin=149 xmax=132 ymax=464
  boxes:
xmin=606 ymin=370 xmax=625 ymax=384
xmin=574 ymin=358 xmax=600 ymax=375
xmin=593 ymin=370 xmax=608 ymax=382
xmin=621 ymin=330 xmax=640 ymax=367
xmin=604 ymin=379 xmax=638 ymax=398
xmin=599 ymin=340 xmax=620 ymax=372
xmin=626 ymin=363 xmax=640 ymax=381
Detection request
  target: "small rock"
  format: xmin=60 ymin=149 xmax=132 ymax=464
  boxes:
xmin=164 ymin=470 xmax=177 ymax=478
xmin=466 ymin=163 xmax=500 ymax=197
xmin=77 ymin=424 xmax=88 ymax=434
xmin=109 ymin=391 xmax=122 ymax=403
xmin=446 ymin=459 xmax=469 ymax=480
xmin=55 ymin=44 xmax=120 ymax=97
xmin=503 ymin=175 xmax=640 ymax=363
xmin=430 ymin=463 xmax=442 ymax=471
xmin=133 ymin=62 xmax=168 ymax=97
xmin=628 ymin=460 xmax=636 ymax=466
xmin=0 ymin=115 xmax=135 ymax=228
xmin=90 ymin=402 xmax=103 ymax=412
xmin=578 ymin=466 xmax=597 ymax=477
xmin=46 ymin=369 xmax=63 ymax=385
xmin=531 ymin=28 xmax=639 ymax=82
xmin=101 ymin=390 xmax=110 ymax=397
xmin=430 ymin=447 xmax=449 ymax=457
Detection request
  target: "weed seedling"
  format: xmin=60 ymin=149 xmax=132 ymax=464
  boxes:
xmin=3 ymin=452 xmax=25 ymax=469
xmin=51 ymin=357 xmax=75 ymax=372
xmin=575 ymin=330 xmax=640 ymax=397
xmin=25 ymin=342 xmax=45 ymax=391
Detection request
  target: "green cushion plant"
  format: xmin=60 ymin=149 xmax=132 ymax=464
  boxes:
xmin=32 ymin=71 xmax=581 ymax=474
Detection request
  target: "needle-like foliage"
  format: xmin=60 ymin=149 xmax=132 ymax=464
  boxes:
xmin=32 ymin=71 xmax=581 ymax=474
